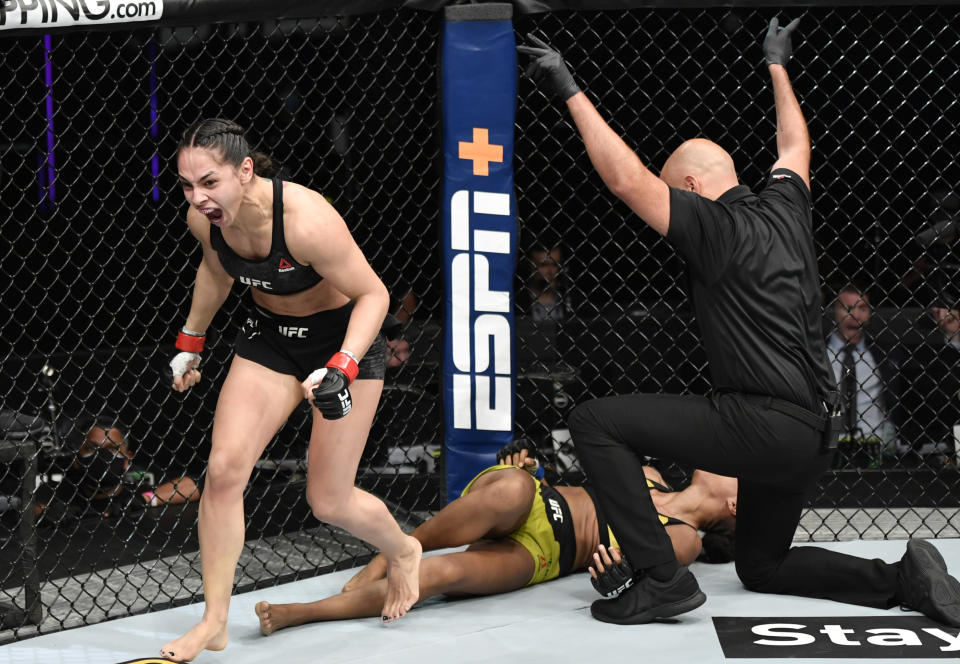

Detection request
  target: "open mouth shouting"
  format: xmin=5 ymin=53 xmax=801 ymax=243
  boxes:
xmin=198 ymin=207 xmax=225 ymax=225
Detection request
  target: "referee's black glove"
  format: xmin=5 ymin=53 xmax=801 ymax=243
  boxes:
xmin=763 ymin=17 xmax=800 ymax=66
xmin=517 ymin=33 xmax=581 ymax=102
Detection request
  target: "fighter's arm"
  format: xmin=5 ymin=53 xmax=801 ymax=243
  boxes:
xmin=764 ymin=18 xmax=811 ymax=189
xmin=171 ymin=210 xmax=235 ymax=392
xmin=183 ymin=209 xmax=235 ymax=334
xmin=566 ymin=93 xmax=671 ymax=236
xmin=286 ymin=187 xmax=388 ymax=361
xmin=665 ymin=524 xmax=703 ymax=566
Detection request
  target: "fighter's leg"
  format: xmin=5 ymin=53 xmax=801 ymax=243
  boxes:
xmin=343 ymin=467 xmax=536 ymax=591
xmin=161 ymin=357 xmax=302 ymax=662
xmin=304 ymin=378 xmax=424 ymax=621
xmin=257 ymin=539 xmax=533 ymax=634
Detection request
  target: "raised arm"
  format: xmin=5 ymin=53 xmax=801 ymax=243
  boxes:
xmin=518 ymin=34 xmax=670 ymax=236
xmin=763 ymin=18 xmax=811 ymax=189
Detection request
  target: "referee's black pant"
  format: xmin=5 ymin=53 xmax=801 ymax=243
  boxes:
xmin=569 ymin=391 xmax=900 ymax=609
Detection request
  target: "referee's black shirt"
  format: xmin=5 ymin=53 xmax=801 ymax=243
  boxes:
xmin=665 ymin=168 xmax=835 ymax=412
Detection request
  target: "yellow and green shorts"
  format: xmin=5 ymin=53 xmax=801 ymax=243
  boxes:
xmin=462 ymin=464 xmax=576 ymax=586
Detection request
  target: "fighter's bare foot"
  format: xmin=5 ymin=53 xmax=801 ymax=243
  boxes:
xmin=382 ymin=535 xmax=422 ymax=623
xmin=343 ymin=553 xmax=389 ymax=592
xmin=255 ymin=601 xmax=299 ymax=636
xmin=160 ymin=619 xmax=227 ymax=662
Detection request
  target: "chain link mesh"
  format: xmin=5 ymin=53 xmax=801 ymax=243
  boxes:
xmin=1 ymin=4 xmax=959 ymax=643
xmin=510 ymin=7 xmax=960 ymax=542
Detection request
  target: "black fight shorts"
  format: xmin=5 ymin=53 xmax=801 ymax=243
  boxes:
xmin=234 ymin=302 xmax=386 ymax=381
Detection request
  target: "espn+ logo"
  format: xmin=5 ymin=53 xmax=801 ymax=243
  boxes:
xmin=449 ymin=189 xmax=512 ymax=432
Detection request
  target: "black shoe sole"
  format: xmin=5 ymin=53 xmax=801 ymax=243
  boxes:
xmin=590 ymin=590 xmax=707 ymax=625
xmin=906 ymin=540 xmax=960 ymax=627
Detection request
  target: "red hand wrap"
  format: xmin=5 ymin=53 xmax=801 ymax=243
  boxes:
xmin=175 ymin=330 xmax=205 ymax=353
xmin=326 ymin=351 xmax=359 ymax=384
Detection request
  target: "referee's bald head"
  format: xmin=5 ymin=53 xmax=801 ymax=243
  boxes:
xmin=660 ymin=138 xmax=739 ymax=201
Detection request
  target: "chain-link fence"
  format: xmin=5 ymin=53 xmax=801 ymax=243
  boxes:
xmin=1 ymin=2 xmax=959 ymax=643
xmin=510 ymin=6 xmax=960 ymax=541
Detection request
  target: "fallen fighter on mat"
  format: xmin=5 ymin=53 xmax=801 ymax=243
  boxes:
xmin=255 ymin=445 xmax=738 ymax=634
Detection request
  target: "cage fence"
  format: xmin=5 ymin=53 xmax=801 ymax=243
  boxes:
xmin=0 ymin=1 xmax=958 ymax=642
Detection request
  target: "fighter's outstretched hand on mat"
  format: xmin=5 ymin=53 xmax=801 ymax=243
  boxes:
xmin=517 ymin=33 xmax=581 ymax=101
xmin=763 ymin=17 xmax=800 ymax=66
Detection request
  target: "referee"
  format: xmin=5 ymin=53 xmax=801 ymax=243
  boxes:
xmin=518 ymin=19 xmax=960 ymax=625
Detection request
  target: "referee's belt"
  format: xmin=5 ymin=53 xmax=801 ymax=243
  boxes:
xmin=718 ymin=391 xmax=829 ymax=432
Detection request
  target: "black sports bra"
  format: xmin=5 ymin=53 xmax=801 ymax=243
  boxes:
xmin=209 ymin=177 xmax=323 ymax=295
xmin=586 ymin=478 xmax=695 ymax=552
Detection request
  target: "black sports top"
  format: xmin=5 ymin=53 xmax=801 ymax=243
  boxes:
xmin=586 ymin=478 xmax=694 ymax=552
xmin=209 ymin=177 xmax=323 ymax=295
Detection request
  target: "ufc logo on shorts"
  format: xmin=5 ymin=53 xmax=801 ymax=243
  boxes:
xmin=278 ymin=326 xmax=308 ymax=338
xmin=238 ymin=276 xmax=272 ymax=290
xmin=548 ymin=497 xmax=563 ymax=523
xmin=449 ymin=190 xmax=512 ymax=431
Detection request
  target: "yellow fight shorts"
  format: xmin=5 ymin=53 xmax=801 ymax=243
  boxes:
xmin=462 ymin=464 xmax=573 ymax=586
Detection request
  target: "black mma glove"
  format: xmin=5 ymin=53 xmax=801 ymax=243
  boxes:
xmin=516 ymin=34 xmax=581 ymax=101
xmin=496 ymin=440 xmax=545 ymax=478
xmin=307 ymin=351 xmax=359 ymax=420
xmin=590 ymin=550 xmax=638 ymax=598
xmin=763 ymin=17 xmax=800 ymax=66
xmin=496 ymin=440 xmax=533 ymax=465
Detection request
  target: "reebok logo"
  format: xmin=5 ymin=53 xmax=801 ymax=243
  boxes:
xmin=278 ymin=257 xmax=294 ymax=273
xmin=714 ymin=616 xmax=960 ymax=658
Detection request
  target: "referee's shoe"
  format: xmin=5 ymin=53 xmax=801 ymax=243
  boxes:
xmin=590 ymin=567 xmax=706 ymax=624
xmin=898 ymin=539 xmax=960 ymax=626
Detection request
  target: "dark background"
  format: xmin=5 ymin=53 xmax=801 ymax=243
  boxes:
xmin=1 ymin=2 xmax=959 ymax=638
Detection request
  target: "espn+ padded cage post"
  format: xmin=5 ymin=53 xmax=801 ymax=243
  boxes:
xmin=441 ymin=3 xmax=518 ymax=500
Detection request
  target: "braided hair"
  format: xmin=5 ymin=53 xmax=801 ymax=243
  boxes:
xmin=178 ymin=118 xmax=276 ymax=177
